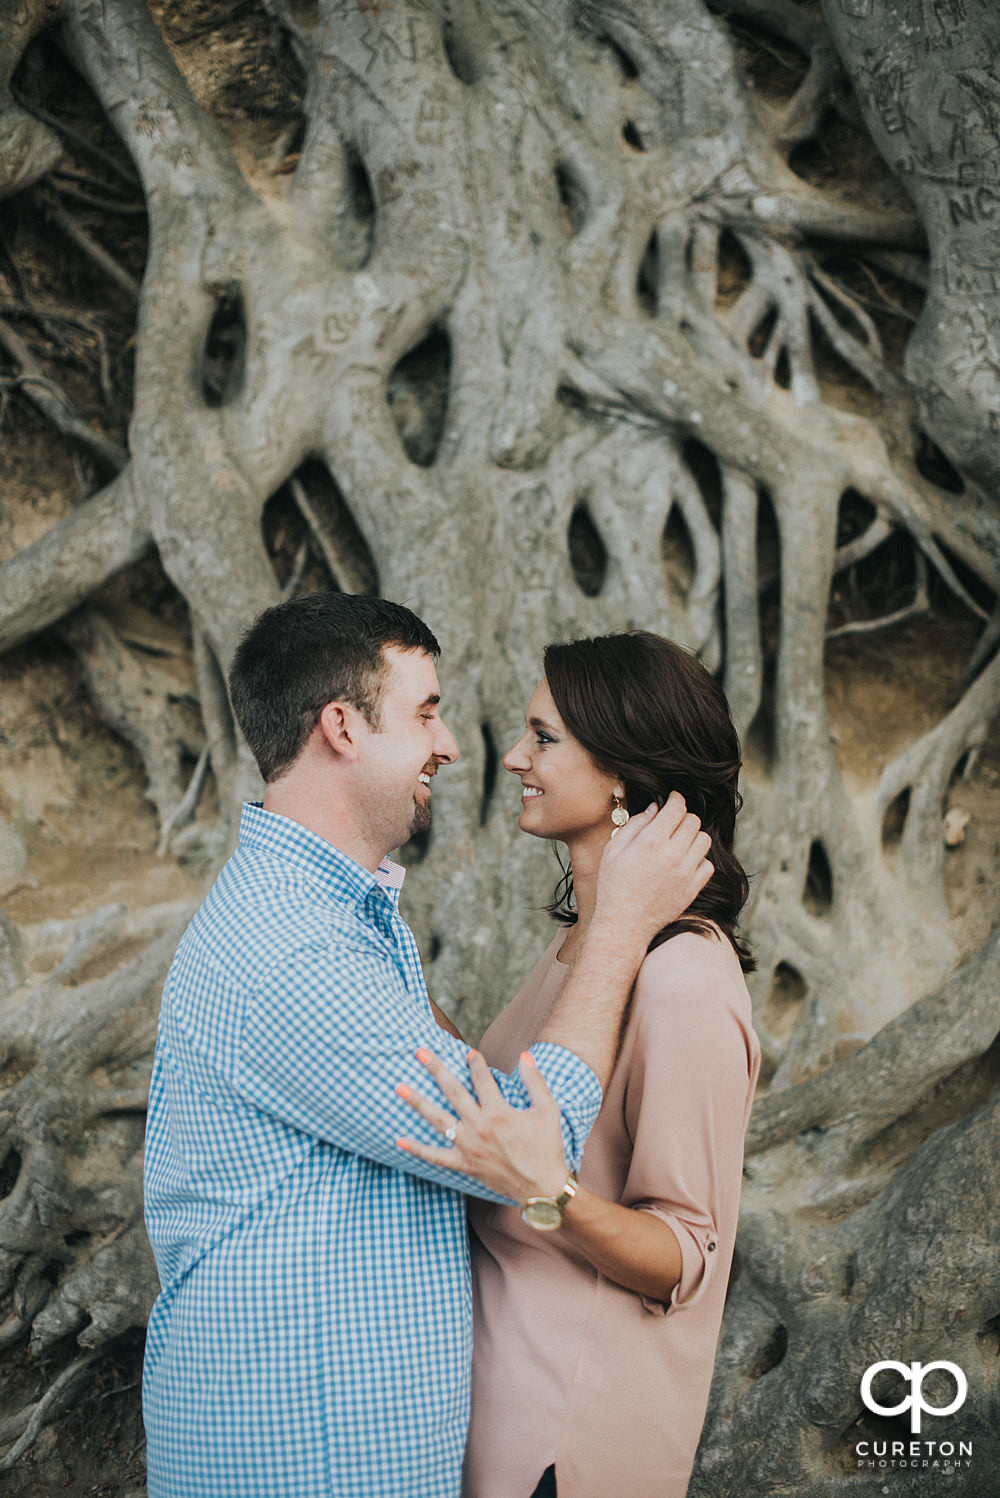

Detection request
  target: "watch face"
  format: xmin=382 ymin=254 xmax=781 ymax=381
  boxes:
xmin=521 ymin=1199 xmax=563 ymax=1231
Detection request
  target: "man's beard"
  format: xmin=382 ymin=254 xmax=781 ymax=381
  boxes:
xmin=409 ymin=800 xmax=431 ymax=837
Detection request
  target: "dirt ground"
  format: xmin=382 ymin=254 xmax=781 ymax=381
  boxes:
xmin=825 ymin=610 xmax=1000 ymax=963
xmin=0 ymin=1337 xmax=147 ymax=1498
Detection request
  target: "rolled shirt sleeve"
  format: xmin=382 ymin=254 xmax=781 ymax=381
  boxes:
xmin=234 ymin=935 xmax=602 ymax=1200
xmin=620 ymin=934 xmax=758 ymax=1314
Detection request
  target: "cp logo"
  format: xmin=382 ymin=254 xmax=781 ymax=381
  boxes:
xmin=861 ymin=1361 xmax=967 ymax=1435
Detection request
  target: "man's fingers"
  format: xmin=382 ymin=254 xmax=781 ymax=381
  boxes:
xmin=691 ymin=830 xmax=712 ymax=863
xmin=679 ymin=834 xmax=713 ymax=887
xmin=415 ymin=1046 xmax=479 ymax=1117
xmin=640 ymin=805 xmax=708 ymax=864
xmin=610 ymin=792 xmax=689 ymax=852
xmin=644 ymin=790 xmax=687 ymax=840
xmin=601 ymin=799 xmax=660 ymax=850
xmin=659 ymin=789 xmax=688 ymax=829
xmin=677 ymin=811 xmax=703 ymax=850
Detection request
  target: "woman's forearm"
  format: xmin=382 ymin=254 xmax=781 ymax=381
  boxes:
xmin=429 ymin=998 xmax=464 ymax=1040
xmin=559 ymin=1185 xmax=682 ymax=1304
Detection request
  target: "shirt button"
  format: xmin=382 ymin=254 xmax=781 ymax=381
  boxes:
xmin=707 ymin=1241 xmax=717 ymax=1252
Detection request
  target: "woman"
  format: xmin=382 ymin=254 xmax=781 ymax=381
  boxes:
xmin=406 ymin=632 xmax=759 ymax=1498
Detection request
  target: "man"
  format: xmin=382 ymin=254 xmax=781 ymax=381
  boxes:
xmin=142 ymin=592 xmax=711 ymax=1498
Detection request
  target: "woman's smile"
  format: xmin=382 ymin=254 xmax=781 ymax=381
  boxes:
xmin=503 ymin=679 xmax=620 ymax=852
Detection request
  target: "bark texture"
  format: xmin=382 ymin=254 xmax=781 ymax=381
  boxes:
xmin=0 ymin=0 xmax=998 ymax=1491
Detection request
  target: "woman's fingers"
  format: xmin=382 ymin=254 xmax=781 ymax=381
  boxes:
xmin=398 ymin=1046 xmax=506 ymax=1147
xmin=395 ymin=1082 xmax=460 ymax=1139
xmin=398 ymin=1053 xmax=570 ymax=1201
xmin=467 ymin=1047 xmax=503 ymax=1103
xmin=518 ymin=1052 xmax=558 ymax=1113
xmin=396 ymin=1135 xmax=466 ymax=1170
xmin=415 ymin=1045 xmax=480 ymax=1118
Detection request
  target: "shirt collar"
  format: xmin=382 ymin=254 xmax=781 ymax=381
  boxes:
xmin=374 ymin=857 xmax=406 ymax=894
xmin=238 ymin=803 xmax=406 ymax=925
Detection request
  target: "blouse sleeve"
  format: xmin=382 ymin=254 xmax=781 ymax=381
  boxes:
xmin=620 ymin=933 xmax=757 ymax=1316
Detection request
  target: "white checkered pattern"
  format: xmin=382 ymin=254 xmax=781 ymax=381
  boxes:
xmin=143 ymin=803 xmax=601 ymax=1497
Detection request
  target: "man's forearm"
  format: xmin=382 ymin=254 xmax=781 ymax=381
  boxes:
xmin=536 ymin=917 xmax=647 ymax=1089
xmin=535 ymin=796 xmax=713 ymax=1088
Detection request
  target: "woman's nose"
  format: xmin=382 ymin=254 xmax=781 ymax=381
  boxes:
xmin=502 ymin=732 xmax=530 ymax=773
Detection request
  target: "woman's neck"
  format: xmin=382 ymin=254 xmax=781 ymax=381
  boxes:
xmin=559 ymin=832 xmax=606 ymax=959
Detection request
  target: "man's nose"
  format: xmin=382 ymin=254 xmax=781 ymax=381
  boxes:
xmin=435 ymin=718 xmax=460 ymax=764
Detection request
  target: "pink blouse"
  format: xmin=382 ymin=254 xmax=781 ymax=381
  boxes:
xmin=465 ymin=929 xmax=760 ymax=1498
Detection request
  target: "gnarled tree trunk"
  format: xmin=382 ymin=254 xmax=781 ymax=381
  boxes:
xmin=0 ymin=0 xmax=997 ymax=1491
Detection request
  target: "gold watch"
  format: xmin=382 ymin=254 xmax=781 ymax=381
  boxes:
xmin=521 ymin=1171 xmax=578 ymax=1232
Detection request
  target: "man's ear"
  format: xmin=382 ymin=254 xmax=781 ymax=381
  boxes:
xmin=317 ymin=701 xmax=363 ymax=760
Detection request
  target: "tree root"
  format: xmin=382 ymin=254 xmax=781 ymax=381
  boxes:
xmin=746 ymin=925 xmax=1000 ymax=1156
xmin=826 ymin=548 xmax=929 ymax=638
xmin=875 ymin=647 xmax=1000 ymax=897
xmin=10 ymin=97 xmax=140 ymax=189
xmin=58 ymin=607 xmax=202 ymax=837
xmin=0 ymin=315 xmax=127 ymax=471
xmin=699 ymin=1086 xmax=1000 ymax=1494
xmin=0 ymin=1350 xmax=99 ymax=1471
xmin=40 ymin=194 xmax=141 ymax=300
xmin=0 ymin=0 xmax=64 ymax=201
xmin=0 ymin=922 xmax=188 ymax=1383
xmin=0 ymin=472 xmax=151 ymax=653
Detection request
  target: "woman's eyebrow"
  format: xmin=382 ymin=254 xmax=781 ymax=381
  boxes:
xmin=528 ymin=716 xmax=559 ymax=732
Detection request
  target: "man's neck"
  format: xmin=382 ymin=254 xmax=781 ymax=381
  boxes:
xmin=262 ymin=782 xmax=386 ymax=874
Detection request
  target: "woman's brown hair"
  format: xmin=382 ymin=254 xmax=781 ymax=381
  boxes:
xmin=543 ymin=631 xmax=755 ymax=972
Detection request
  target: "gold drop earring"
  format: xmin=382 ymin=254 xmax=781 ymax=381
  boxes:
xmin=610 ymin=793 xmax=630 ymax=837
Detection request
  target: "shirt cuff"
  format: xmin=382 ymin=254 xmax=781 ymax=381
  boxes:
xmin=525 ymin=1041 xmax=603 ymax=1172
xmin=632 ymin=1204 xmax=719 ymax=1316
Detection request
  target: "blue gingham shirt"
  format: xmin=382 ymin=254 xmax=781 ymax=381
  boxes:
xmin=142 ymin=803 xmax=601 ymax=1498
